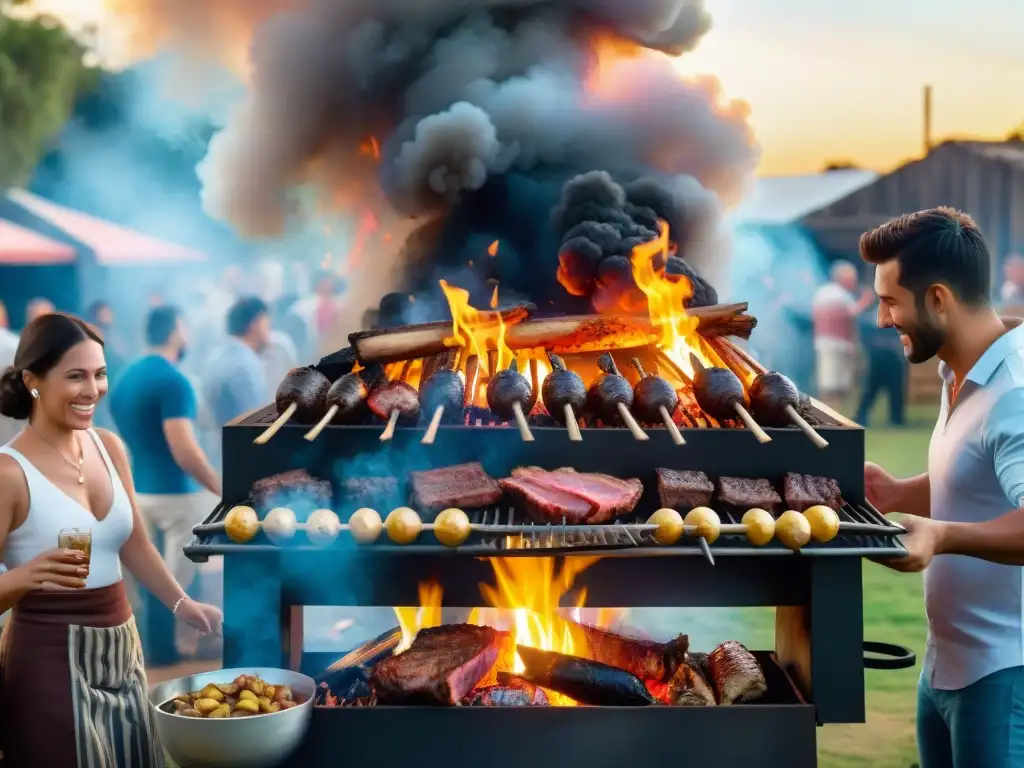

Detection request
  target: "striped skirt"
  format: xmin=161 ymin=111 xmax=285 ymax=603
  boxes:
xmin=0 ymin=581 xmax=164 ymax=767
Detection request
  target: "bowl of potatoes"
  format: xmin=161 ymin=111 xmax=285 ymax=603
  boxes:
xmin=150 ymin=668 xmax=315 ymax=768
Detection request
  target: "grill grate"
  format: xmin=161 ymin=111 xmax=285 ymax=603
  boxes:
xmin=185 ymin=497 xmax=906 ymax=560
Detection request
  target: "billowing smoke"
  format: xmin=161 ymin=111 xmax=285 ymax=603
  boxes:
xmin=107 ymin=0 xmax=759 ymax=327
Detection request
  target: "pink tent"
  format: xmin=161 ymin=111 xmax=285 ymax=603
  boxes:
xmin=6 ymin=190 xmax=206 ymax=265
xmin=0 ymin=219 xmax=76 ymax=265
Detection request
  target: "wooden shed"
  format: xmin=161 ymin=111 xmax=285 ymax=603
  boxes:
xmin=799 ymin=139 xmax=1024 ymax=404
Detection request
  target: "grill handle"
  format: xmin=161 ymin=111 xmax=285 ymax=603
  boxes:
xmin=863 ymin=640 xmax=916 ymax=670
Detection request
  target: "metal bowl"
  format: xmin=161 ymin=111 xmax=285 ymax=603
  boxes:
xmin=150 ymin=667 xmax=314 ymax=768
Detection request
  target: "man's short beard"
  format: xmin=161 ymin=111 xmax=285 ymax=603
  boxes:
xmin=905 ymin=313 xmax=946 ymax=364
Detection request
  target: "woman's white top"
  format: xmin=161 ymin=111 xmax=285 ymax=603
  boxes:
xmin=0 ymin=429 xmax=134 ymax=588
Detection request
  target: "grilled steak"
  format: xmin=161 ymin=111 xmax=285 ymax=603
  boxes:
xmin=717 ymin=477 xmax=782 ymax=513
xmin=371 ymin=624 xmax=513 ymax=705
xmin=657 ymin=469 xmax=714 ymax=511
xmin=667 ymin=662 xmax=717 ymax=706
xmin=251 ymin=470 xmax=332 ymax=510
xmin=341 ymin=477 xmax=400 ymax=505
xmin=501 ymin=467 xmax=643 ymax=524
xmin=783 ymin=473 xmax=843 ymax=512
xmin=706 ymin=640 xmax=767 ymax=705
xmin=410 ymin=463 xmax=503 ymax=512
xmin=570 ymin=621 xmax=689 ymax=682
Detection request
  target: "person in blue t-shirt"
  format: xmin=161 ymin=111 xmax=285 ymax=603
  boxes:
xmin=110 ymin=306 xmax=221 ymax=657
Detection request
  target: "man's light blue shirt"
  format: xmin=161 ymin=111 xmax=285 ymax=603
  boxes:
xmin=924 ymin=320 xmax=1024 ymax=690
xmin=203 ymin=338 xmax=269 ymax=427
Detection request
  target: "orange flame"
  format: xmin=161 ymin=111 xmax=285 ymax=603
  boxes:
xmin=584 ymin=34 xmax=644 ymax=99
xmin=630 ymin=220 xmax=715 ymax=380
xmin=488 ymin=240 xmax=499 ymax=257
xmin=359 ymin=136 xmax=381 ymax=161
xmin=489 ymin=283 xmax=499 ymax=309
xmin=439 ymin=280 xmax=518 ymax=376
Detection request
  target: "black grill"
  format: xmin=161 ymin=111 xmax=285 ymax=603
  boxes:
xmin=187 ymin=402 xmax=912 ymax=768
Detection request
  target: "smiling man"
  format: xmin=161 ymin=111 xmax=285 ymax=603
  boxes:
xmin=859 ymin=207 xmax=1024 ymax=767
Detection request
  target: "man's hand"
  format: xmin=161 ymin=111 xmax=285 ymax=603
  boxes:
xmin=877 ymin=516 xmax=947 ymax=572
xmin=865 ymin=462 xmax=900 ymax=513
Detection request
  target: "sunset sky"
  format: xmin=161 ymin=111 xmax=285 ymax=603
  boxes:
xmin=34 ymin=0 xmax=1024 ymax=177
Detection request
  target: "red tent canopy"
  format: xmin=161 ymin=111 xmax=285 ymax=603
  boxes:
xmin=0 ymin=219 xmax=76 ymax=265
xmin=6 ymin=190 xmax=206 ymax=266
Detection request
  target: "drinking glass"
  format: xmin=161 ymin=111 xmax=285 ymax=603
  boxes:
xmin=58 ymin=527 xmax=92 ymax=565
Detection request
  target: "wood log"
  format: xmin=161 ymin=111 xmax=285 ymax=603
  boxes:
xmin=349 ymin=302 xmax=756 ymax=364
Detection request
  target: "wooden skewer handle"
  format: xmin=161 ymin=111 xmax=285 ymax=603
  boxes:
xmin=380 ymin=409 xmax=401 ymax=441
xmin=563 ymin=403 xmax=583 ymax=442
xmin=659 ymin=405 xmax=685 ymax=445
xmin=616 ymin=402 xmax=649 ymax=441
xmin=785 ymin=404 xmax=829 ymax=449
xmin=511 ymin=401 xmax=535 ymax=442
xmin=303 ymin=404 xmax=339 ymax=442
xmin=732 ymin=402 xmax=771 ymax=443
xmin=421 ymin=405 xmax=445 ymax=445
xmin=254 ymin=402 xmax=298 ymax=445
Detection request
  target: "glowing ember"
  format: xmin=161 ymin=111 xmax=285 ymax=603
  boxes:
xmin=490 ymin=284 xmax=499 ymax=309
xmin=359 ymin=136 xmax=381 ymax=161
xmin=488 ymin=240 xmax=499 ymax=257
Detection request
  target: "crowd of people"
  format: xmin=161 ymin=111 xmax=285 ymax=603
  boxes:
xmin=0 ymin=265 xmax=347 ymax=664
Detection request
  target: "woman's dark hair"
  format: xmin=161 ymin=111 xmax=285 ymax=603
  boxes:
xmin=0 ymin=314 xmax=104 ymax=420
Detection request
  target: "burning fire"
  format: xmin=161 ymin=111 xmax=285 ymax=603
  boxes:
xmin=629 ymin=220 xmax=723 ymax=382
xmin=392 ymin=557 xmax=625 ymax=705
xmin=439 ymin=280 xmax=521 ymax=377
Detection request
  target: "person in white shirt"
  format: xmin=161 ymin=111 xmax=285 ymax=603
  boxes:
xmin=860 ymin=207 xmax=1024 ymax=767
xmin=811 ymin=261 xmax=872 ymax=403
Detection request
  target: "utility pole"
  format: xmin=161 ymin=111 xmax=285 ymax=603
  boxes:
xmin=923 ymin=84 xmax=933 ymax=154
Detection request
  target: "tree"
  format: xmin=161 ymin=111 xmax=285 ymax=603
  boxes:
xmin=0 ymin=1 xmax=98 ymax=186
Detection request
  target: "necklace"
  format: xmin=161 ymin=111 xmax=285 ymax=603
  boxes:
xmin=29 ymin=425 xmax=85 ymax=484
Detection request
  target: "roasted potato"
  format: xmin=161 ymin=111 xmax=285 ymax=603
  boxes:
xmin=165 ymin=674 xmax=302 ymax=718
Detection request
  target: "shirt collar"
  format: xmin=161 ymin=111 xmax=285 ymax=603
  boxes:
xmin=939 ymin=318 xmax=1024 ymax=386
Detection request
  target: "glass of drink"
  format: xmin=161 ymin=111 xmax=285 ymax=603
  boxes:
xmin=58 ymin=527 xmax=92 ymax=565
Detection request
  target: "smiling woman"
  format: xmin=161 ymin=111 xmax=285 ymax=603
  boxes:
xmin=0 ymin=312 xmax=222 ymax=767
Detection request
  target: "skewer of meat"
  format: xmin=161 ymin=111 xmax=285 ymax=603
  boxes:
xmin=541 ymin=351 xmax=585 ymax=441
xmin=421 ymin=350 xmax=465 ymax=445
xmin=254 ymin=367 xmax=331 ymax=445
xmin=303 ymin=365 xmax=383 ymax=441
xmin=688 ymin=353 xmax=770 ymax=443
xmin=587 ymin=353 xmax=648 ymax=441
xmin=368 ymin=359 xmax=421 ymax=441
xmin=630 ymin=358 xmax=685 ymax=445
xmin=749 ymin=371 xmax=828 ymax=449
xmin=486 ymin=358 xmax=535 ymax=441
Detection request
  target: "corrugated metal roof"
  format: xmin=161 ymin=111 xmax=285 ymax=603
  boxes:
xmin=953 ymin=139 xmax=1024 ymax=169
xmin=5 ymin=189 xmax=206 ymax=266
xmin=729 ymin=169 xmax=879 ymax=226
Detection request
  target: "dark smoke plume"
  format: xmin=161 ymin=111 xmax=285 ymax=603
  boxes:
xmin=109 ymin=0 xmax=759 ymax=326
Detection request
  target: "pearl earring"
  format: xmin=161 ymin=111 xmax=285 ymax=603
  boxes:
xmin=30 ymin=389 xmax=39 ymax=399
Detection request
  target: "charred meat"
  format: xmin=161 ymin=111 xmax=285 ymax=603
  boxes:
xmin=666 ymin=661 xmax=717 ymax=706
xmin=630 ymin=358 xmax=679 ymax=424
xmin=587 ymin=353 xmax=633 ymax=423
xmin=251 ymin=470 xmax=332 ymax=511
xmin=706 ymin=640 xmax=767 ymax=705
xmin=421 ymin=369 xmax=465 ymax=423
xmin=367 ymin=380 xmax=420 ymax=424
xmin=749 ymin=371 xmax=799 ymax=427
xmin=657 ymin=469 xmax=714 ymax=511
xmin=692 ymin=363 xmax=748 ymax=422
xmin=783 ymin=472 xmax=843 ymax=511
xmin=717 ymin=476 xmax=782 ymax=513
xmin=517 ymin=646 xmax=658 ymax=706
xmin=569 ymin=621 xmax=689 ymax=682
xmin=486 ymin=364 xmax=533 ymax=422
xmin=500 ymin=467 xmax=643 ymax=524
xmin=542 ymin=352 xmax=587 ymax=424
xmin=371 ymin=625 xmax=513 ymax=705
xmin=463 ymin=683 xmax=549 ymax=707
xmin=276 ymin=367 xmax=331 ymax=423
xmin=325 ymin=372 xmax=370 ymax=423
xmin=410 ymin=462 xmax=503 ymax=512
xmin=340 ymin=477 xmax=400 ymax=505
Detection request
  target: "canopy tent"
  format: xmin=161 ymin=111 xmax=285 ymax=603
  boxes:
xmin=0 ymin=219 xmax=76 ymax=265
xmin=6 ymin=189 xmax=206 ymax=266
